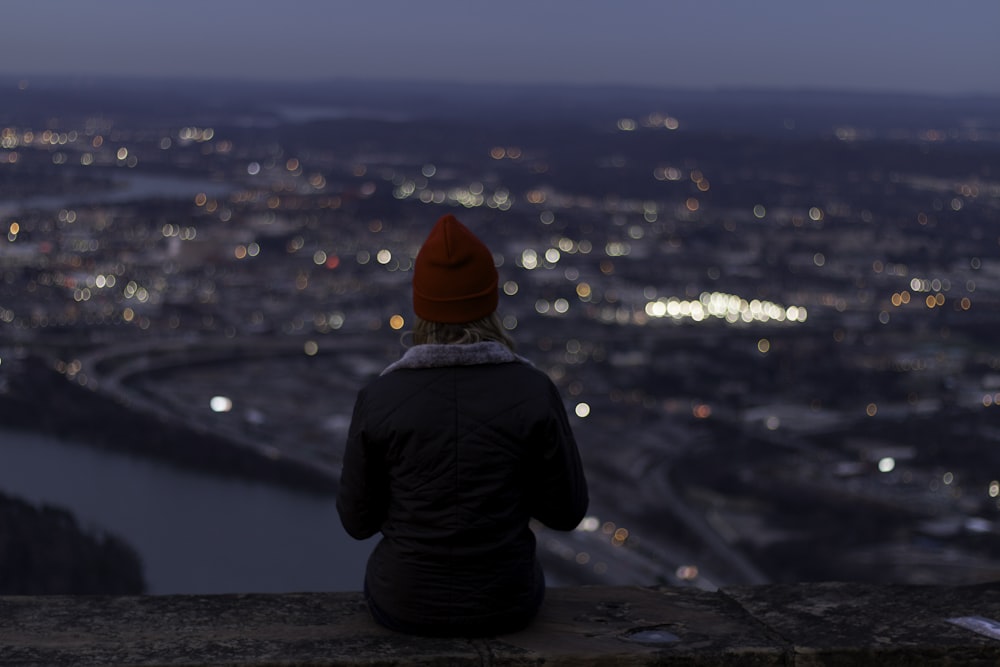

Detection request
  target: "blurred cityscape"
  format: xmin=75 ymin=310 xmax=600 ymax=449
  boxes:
xmin=2 ymin=77 xmax=1000 ymax=591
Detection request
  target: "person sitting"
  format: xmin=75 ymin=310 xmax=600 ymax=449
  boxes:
xmin=337 ymin=214 xmax=589 ymax=637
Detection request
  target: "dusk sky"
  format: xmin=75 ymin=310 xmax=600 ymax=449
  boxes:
xmin=2 ymin=0 xmax=998 ymax=95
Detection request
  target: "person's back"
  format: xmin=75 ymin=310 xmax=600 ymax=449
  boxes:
xmin=336 ymin=216 xmax=588 ymax=637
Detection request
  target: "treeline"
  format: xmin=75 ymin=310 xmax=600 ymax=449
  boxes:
xmin=0 ymin=491 xmax=145 ymax=594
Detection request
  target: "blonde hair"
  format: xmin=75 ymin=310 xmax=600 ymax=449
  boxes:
xmin=412 ymin=312 xmax=515 ymax=351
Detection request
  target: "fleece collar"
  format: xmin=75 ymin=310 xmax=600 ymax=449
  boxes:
xmin=381 ymin=341 xmax=530 ymax=376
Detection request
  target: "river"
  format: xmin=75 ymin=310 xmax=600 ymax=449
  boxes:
xmin=0 ymin=171 xmax=234 ymax=217
xmin=0 ymin=427 xmax=374 ymax=594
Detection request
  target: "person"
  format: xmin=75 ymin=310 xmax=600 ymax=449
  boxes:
xmin=336 ymin=214 xmax=589 ymax=637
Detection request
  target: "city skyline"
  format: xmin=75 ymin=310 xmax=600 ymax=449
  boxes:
xmin=2 ymin=0 xmax=999 ymax=96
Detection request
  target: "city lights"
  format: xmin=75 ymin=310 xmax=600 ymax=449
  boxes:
xmin=2 ymin=79 xmax=998 ymax=596
xmin=642 ymin=292 xmax=807 ymax=325
xmin=209 ymin=396 xmax=233 ymax=413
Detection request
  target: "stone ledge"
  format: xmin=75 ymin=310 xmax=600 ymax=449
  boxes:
xmin=2 ymin=583 xmax=999 ymax=665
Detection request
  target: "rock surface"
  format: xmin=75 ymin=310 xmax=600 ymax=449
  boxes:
xmin=2 ymin=583 xmax=1000 ymax=665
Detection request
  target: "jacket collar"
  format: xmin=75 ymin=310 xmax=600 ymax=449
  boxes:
xmin=381 ymin=341 xmax=530 ymax=376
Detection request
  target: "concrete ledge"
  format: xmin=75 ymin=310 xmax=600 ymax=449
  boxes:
xmin=2 ymin=583 xmax=1000 ymax=665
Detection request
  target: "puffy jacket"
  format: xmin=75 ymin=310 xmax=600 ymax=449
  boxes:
xmin=336 ymin=341 xmax=588 ymax=636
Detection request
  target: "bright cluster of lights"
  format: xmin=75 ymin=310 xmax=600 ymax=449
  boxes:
xmin=644 ymin=291 xmax=808 ymax=324
xmin=889 ymin=291 xmax=913 ymax=307
xmin=887 ymin=287 xmax=971 ymax=313
xmin=2 ymin=127 xmax=76 ymax=150
xmin=21 ymin=129 xmax=81 ymax=147
xmin=392 ymin=179 xmax=513 ymax=210
xmin=0 ymin=125 xmax=160 ymax=170
xmin=910 ymin=277 xmax=951 ymax=292
xmin=905 ymin=280 xmax=948 ymax=309
xmin=70 ymin=273 xmax=119 ymax=303
xmin=123 ymin=280 xmax=150 ymax=303
xmin=0 ymin=127 xmax=24 ymax=148
xmin=653 ymin=166 xmax=684 ymax=181
xmin=605 ymin=241 xmax=631 ymax=257
xmin=178 ymin=127 xmax=215 ymax=143
xmin=310 ymin=311 xmax=345 ymax=332
xmin=518 ymin=239 xmax=596 ymax=271
xmin=535 ymin=298 xmax=570 ymax=315
xmin=234 ymin=243 xmax=260 ymax=259
xmin=161 ymin=223 xmax=197 ymax=240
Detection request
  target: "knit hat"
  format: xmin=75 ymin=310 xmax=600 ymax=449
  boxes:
xmin=413 ymin=215 xmax=498 ymax=324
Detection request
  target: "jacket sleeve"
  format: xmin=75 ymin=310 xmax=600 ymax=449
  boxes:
xmin=336 ymin=388 xmax=389 ymax=540
xmin=530 ymin=381 xmax=589 ymax=531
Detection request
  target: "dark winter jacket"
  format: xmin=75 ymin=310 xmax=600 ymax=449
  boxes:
xmin=336 ymin=341 xmax=588 ymax=636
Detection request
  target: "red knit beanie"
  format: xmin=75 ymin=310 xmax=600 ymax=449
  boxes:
xmin=413 ymin=215 xmax=498 ymax=324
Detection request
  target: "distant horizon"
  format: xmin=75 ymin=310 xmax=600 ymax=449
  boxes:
xmin=4 ymin=72 xmax=999 ymax=101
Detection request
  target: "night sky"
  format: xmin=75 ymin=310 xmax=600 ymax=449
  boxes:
xmin=2 ymin=0 xmax=998 ymax=95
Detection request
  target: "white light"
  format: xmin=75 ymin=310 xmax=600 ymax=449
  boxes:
xmin=878 ymin=457 xmax=895 ymax=473
xmin=210 ymin=396 xmax=233 ymax=413
xmin=575 ymin=402 xmax=591 ymax=418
